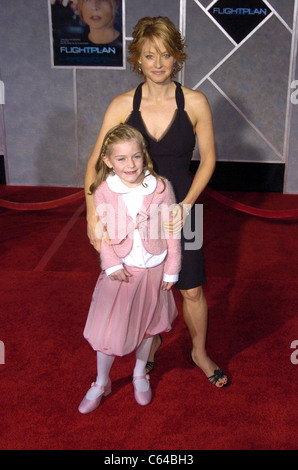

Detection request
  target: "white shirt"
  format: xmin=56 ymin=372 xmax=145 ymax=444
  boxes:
xmin=105 ymin=172 xmax=178 ymax=283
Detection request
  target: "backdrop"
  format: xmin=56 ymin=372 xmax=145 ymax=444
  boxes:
xmin=0 ymin=0 xmax=297 ymax=192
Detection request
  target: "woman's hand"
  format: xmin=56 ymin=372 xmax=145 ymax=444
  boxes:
xmin=87 ymin=213 xmax=110 ymax=252
xmin=163 ymin=203 xmax=191 ymax=233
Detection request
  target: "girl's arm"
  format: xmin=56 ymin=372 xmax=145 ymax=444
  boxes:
xmin=94 ymin=185 xmax=131 ymax=282
xmin=100 ymin=239 xmax=125 ymax=274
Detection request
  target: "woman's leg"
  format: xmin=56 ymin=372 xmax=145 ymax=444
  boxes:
xmin=180 ymin=285 xmax=227 ymax=387
xmin=145 ymin=334 xmax=162 ymax=373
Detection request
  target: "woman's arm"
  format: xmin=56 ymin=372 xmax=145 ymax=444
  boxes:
xmin=165 ymin=90 xmax=216 ymax=234
xmin=182 ymin=89 xmax=216 ymax=207
xmin=84 ymin=92 xmax=133 ymax=251
xmin=160 ymin=182 xmax=181 ymax=277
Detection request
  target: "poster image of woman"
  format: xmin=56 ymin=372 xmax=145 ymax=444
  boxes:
xmin=49 ymin=0 xmax=124 ymax=68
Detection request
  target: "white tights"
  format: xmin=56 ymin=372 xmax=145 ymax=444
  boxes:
xmin=85 ymin=336 xmax=154 ymax=400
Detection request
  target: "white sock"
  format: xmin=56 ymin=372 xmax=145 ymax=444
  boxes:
xmin=133 ymin=337 xmax=153 ymax=392
xmin=86 ymin=352 xmax=115 ymax=400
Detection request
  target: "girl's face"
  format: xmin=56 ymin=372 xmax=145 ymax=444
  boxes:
xmin=139 ymin=37 xmax=175 ymax=83
xmin=81 ymin=0 xmax=115 ymax=30
xmin=103 ymin=140 xmax=145 ymax=188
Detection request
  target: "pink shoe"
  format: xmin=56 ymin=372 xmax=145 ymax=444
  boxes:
xmin=133 ymin=375 xmax=152 ymax=406
xmin=78 ymin=378 xmax=112 ymax=414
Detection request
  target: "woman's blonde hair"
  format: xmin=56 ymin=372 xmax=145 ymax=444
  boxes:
xmin=89 ymin=124 xmax=165 ymax=194
xmin=128 ymin=16 xmax=187 ymax=78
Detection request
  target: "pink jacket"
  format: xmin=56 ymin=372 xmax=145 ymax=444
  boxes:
xmin=94 ymin=178 xmax=181 ymax=276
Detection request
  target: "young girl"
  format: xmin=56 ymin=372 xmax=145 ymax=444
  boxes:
xmin=78 ymin=124 xmax=181 ymax=413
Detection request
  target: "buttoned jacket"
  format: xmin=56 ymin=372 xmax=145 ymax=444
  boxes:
xmin=94 ymin=177 xmax=181 ymax=275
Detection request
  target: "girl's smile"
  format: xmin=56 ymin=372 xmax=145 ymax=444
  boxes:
xmin=103 ymin=140 xmax=145 ymax=188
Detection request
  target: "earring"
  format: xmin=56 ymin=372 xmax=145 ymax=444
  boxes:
xmin=138 ymin=62 xmax=142 ymax=72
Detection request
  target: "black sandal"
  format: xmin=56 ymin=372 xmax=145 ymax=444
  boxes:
xmin=207 ymin=369 xmax=228 ymax=388
xmin=145 ymin=361 xmax=155 ymax=374
xmin=191 ymin=351 xmax=228 ymax=388
xmin=146 ymin=334 xmax=163 ymax=374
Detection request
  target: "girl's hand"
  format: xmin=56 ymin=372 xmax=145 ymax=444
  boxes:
xmin=163 ymin=203 xmax=191 ymax=233
xmin=108 ymin=268 xmax=132 ymax=282
xmin=161 ymin=281 xmax=175 ymax=291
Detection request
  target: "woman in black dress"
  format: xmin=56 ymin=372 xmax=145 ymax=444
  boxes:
xmin=84 ymin=16 xmax=228 ymax=388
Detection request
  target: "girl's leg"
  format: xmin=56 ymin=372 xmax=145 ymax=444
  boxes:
xmin=85 ymin=351 xmax=115 ymax=400
xmin=133 ymin=336 xmax=154 ymax=392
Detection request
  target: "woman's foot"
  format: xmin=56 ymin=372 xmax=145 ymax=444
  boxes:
xmin=191 ymin=350 xmax=228 ymax=388
xmin=145 ymin=334 xmax=163 ymax=374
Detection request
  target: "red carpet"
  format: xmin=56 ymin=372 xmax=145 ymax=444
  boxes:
xmin=0 ymin=186 xmax=297 ymax=450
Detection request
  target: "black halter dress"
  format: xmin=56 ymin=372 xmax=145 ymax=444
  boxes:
xmin=126 ymin=81 xmax=206 ymax=289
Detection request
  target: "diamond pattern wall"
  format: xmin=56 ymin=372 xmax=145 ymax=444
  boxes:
xmin=184 ymin=0 xmax=295 ymax=165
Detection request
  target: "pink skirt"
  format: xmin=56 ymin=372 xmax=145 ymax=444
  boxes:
xmin=83 ymin=263 xmax=177 ymax=356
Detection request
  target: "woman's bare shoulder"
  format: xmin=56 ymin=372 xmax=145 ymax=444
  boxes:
xmin=182 ymin=85 xmax=209 ymax=106
xmin=107 ymin=87 xmax=136 ymax=119
xmin=182 ymin=85 xmax=212 ymax=122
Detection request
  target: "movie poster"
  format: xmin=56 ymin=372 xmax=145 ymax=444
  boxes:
xmin=49 ymin=0 xmax=124 ymax=68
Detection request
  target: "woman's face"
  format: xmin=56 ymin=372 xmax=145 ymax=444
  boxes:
xmin=81 ymin=0 xmax=116 ymax=30
xmin=139 ymin=37 xmax=175 ymax=83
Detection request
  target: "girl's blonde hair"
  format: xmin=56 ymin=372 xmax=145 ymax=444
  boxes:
xmin=89 ymin=124 xmax=165 ymax=194
xmin=128 ymin=16 xmax=187 ymax=78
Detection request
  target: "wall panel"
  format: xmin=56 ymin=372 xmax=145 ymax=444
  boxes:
xmin=0 ymin=0 xmax=296 ymax=192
